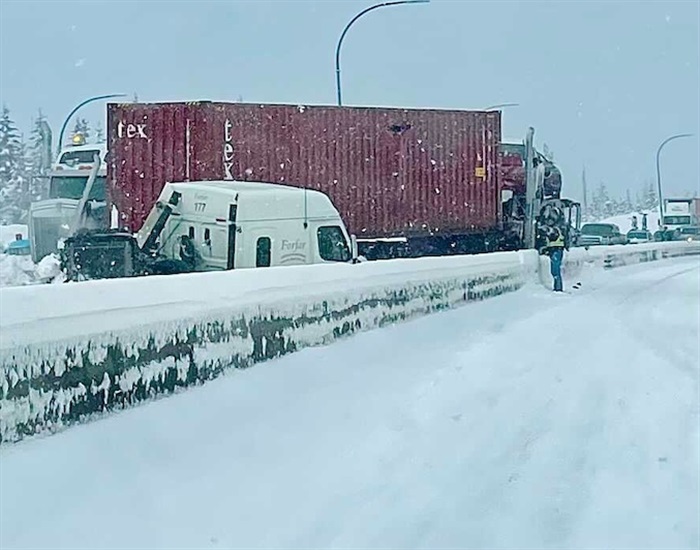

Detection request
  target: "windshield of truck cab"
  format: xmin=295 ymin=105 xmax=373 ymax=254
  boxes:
xmin=581 ymin=224 xmax=615 ymax=236
xmin=663 ymin=215 xmax=691 ymax=225
xmin=49 ymin=175 xmax=106 ymax=201
xmin=679 ymin=226 xmax=699 ymax=235
xmin=58 ymin=149 xmax=102 ymax=166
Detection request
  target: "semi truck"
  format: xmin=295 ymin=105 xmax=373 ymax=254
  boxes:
xmin=27 ymin=135 xmax=107 ymax=262
xmin=657 ymin=198 xmax=700 ymax=241
xmin=662 ymin=198 xmax=699 ymax=230
xmin=105 ymin=101 xmax=578 ymax=260
xmin=63 ymin=180 xmax=356 ymax=280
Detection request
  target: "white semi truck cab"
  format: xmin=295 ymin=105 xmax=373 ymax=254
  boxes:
xmin=62 ymin=180 xmax=358 ymax=281
xmin=662 ymin=198 xmax=698 ymax=234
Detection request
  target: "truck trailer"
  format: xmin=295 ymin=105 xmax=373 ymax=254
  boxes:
xmin=107 ymin=101 xmax=575 ymax=260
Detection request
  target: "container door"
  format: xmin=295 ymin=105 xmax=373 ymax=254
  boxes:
xmin=227 ymin=204 xmax=237 ymax=269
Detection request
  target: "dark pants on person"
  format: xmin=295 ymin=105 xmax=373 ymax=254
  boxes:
xmin=549 ymin=248 xmax=563 ymax=292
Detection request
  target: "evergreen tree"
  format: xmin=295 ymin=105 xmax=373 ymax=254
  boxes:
xmin=590 ymin=181 xmax=611 ymax=219
xmin=624 ymin=188 xmax=634 ymax=213
xmin=541 ymin=143 xmax=554 ymax=161
xmin=0 ymin=105 xmax=24 ymax=223
xmin=15 ymin=135 xmax=32 ymax=221
xmin=95 ymin=121 xmax=105 ymax=143
xmin=73 ymin=117 xmax=91 ymax=142
xmin=23 ymin=111 xmax=51 ymax=207
xmin=642 ymin=179 xmax=657 ymax=210
xmin=634 ymin=189 xmax=644 ymax=212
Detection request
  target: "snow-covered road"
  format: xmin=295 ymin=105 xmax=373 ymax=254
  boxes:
xmin=1 ymin=258 xmax=699 ymax=549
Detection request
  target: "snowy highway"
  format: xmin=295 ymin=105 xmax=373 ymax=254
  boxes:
xmin=1 ymin=257 xmax=699 ymax=549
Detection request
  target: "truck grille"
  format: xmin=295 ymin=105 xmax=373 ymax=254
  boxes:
xmin=31 ymin=216 xmax=64 ymax=261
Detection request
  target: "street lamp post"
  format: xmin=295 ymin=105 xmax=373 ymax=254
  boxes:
xmin=57 ymin=93 xmax=127 ymax=156
xmin=484 ymin=103 xmax=519 ymax=110
xmin=655 ymin=133 xmax=693 ymax=227
xmin=335 ymin=0 xmax=429 ymax=106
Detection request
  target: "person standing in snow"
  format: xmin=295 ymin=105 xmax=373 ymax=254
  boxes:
xmin=541 ymin=225 xmax=566 ymax=292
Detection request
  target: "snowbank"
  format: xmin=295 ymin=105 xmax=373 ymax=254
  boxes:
xmin=1 ymin=250 xmax=537 ymax=443
xmin=0 ymin=253 xmax=62 ymax=288
xmin=1 ymin=242 xmax=698 ymax=444
xmin=0 ymin=224 xmax=28 ymax=249
xmin=539 ymin=240 xmax=700 ymax=288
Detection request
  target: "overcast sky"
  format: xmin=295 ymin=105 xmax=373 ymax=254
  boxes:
xmin=1 ymin=0 xmax=698 ymax=201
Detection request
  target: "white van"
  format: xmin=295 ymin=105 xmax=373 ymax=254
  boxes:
xmin=136 ymin=180 xmax=356 ymax=270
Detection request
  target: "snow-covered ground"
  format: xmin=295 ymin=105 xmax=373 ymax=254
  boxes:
xmin=1 ymin=257 xmax=698 ymax=549
xmin=0 ymin=223 xmax=64 ymax=288
xmin=0 ymin=253 xmax=62 ymax=288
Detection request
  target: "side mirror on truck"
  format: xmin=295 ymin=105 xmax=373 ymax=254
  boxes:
xmin=351 ymin=234 xmax=359 ymax=263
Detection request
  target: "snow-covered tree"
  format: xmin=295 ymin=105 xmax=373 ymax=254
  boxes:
xmin=541 ymin=143 xmax=554 ymax=162
xmin=0 ymin=105 xmax=24 ymax=223
xmin=590 ymin=181 xmax=613 ymax=219
xmin=73 ymin=117 xmax=91 ymax=142
xmin=94 ymin=121 xmax=105 ymax=143
xmin=641 ymin=179 xmax=658 ymax=211
xmin=22 ymin=111 xmax=51 ymax=207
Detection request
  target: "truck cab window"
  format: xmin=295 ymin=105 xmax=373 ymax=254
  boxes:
xmin=188 ymin=226 xmax=195 ymax=239
xmin=58 ymin=149 xmax=101 ymax=166
xmin=204 ymin=228 xmax=211 ymax=246
xmin=256 ymin=237 xmax=271 ymax=267
xmin=49 ymin=176 xmax=106 ymax=201
xmin=317 ymin=226 xmax=351 ymax=262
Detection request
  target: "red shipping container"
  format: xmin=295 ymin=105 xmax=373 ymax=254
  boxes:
xmin=108 ymin=102 xmax=501 ymax=238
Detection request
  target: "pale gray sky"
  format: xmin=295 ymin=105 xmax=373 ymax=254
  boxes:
xmin=1 ymin=0 xmax=698 ymax=201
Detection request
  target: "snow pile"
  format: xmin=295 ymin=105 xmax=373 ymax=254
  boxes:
xmin=0 ymin=254 xmax=35 ymax=287
xmin=0 ymin=224 xmax=28 ymax=249
xmin=1 ymin=258 xmax=697 ymax=549
xmin=0 ymin=253 xmax=62 ymax=288
xmin=0 ymin=250 xmax=538 ymax=347
xmin=1 ymin=250 xmax=536 ymax=443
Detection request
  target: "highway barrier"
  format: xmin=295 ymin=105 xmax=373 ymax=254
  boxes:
xmin=2 ymin=241 xmax=698 ymax=444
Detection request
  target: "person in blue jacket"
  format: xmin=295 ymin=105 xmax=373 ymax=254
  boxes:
xmin=541 ymin=225 xmax=566 ymax=292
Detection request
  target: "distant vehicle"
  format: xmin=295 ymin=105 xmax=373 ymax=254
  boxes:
xmin=61 ymin=180 xmax=358 ymax=281
xmin=626 ymin=229 xmax=652 ymax=244
xmin=4 ymin=233 xmax=31 ymax=256
xmin=577 ymin=223 xmax=627 ymax=246
xmin=662 ymin=198 xmax=699 ymax=234
xmin=676 ymin=226 xmax=700 ymax=242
